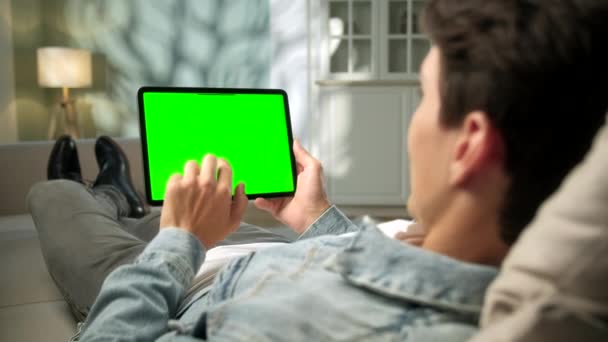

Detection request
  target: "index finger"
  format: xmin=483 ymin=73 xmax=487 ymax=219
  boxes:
xmin=183 ymin=160 xmax=200 ymax=183
xmin=200 ymin=154 xmax=218 ymax=184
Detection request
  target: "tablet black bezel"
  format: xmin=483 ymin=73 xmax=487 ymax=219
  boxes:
xmin=137 ymin=86 xmax=298 ymax=206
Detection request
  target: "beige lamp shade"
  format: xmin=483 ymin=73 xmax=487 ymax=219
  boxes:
xmin=37 ymin=47 xmax=92 ymax=88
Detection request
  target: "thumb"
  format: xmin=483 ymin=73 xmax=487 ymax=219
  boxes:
xmin=254 ymin=197 xmax=275 ymax=212
xmin=293 ymin=139 xmax=317 ymax=167
xmin=230 ymin=183 xmax=248 ymax=226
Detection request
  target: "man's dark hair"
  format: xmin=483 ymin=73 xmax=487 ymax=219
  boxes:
xmin=423 ymin=0 xmax=608 ymax=244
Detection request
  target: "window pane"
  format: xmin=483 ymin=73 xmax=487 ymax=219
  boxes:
xmin=329 ymin=1 xmax=349 ymax=36
xmin=330 ymin=38 xmax=349 ymax=72
xmin=353 ymin=1 xmax=372 ymax=35
xmin=412 ymin=0 xmax=426 ymax=34
xmin=388 ymin=39 xmax=408 ymax=73
xmin=412 ymin=39 xmax=431 ymax=73
xmin=353 ymin=39 xmax=371 ymax=72
xmin=389 ymin=1 xmax=408 ymax=34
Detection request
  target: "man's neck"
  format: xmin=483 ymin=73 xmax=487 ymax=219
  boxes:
xmin=420 ymin=193 xmax=509 ymax=267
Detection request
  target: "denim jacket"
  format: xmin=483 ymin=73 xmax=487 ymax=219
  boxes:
xmin=79 ymin=206 xmax=497 ymax=341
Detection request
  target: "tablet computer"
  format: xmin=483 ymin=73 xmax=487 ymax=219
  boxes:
xmin=137 ymin=86 xmax=297 ymax=205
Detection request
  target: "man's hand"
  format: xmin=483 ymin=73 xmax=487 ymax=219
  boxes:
xmin=395 ymin=231 xmax=425 ymax=246
xmin=254 ymin=140 xmax=331 ymax=234
xmin=394 ymin=223 xmax=426 ymax=246
xmin=160 ymin=155 xmax=248 ymax=249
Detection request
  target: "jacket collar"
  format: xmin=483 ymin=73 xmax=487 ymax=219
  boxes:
xmin=325 ymin=225 xmax=498 ymax=315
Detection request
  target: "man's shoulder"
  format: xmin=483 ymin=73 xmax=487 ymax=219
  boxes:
xmin=297 ymin=205 xmax=361 ymax=240
xmin=199 ymin=225 xmax=496 ymax=341
xmin=325 ymin=225 xmax=499 ymax=314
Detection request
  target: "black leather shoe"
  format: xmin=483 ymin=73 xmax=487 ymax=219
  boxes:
xmin=93 ymin=136 xmax=149 ymax=218
xmin=47 ymin=135 xmax=84 ymax=183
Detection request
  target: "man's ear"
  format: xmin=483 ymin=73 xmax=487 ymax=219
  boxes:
xmin=449 ymin=111 xmax=504 ymax=186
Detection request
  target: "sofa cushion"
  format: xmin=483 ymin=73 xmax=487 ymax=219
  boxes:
xmin=0 ymin=301 xmax=76 ymax=341
xmin=0 ymin=138 xmax=145 ymax=216
xmin=0 ymin=214 xmax=77 ymax=340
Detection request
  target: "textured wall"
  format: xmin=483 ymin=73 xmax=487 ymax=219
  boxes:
xmin=0 ymin=0 xmax=17 ymax=143
xmin=64 ymin=0 xmax=273 ymax=137
xmin=8 ymin=0 xmax=309 ymax=142
xmin=269 ymin=0 xmax=309 ymax=145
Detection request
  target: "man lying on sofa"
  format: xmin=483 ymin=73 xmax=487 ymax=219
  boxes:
xmin=28 ymin=0 xmax=608 ymax=340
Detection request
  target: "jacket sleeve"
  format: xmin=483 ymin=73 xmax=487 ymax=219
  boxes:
xmin=79 ymin=228 xmax=207 ymax=342
xmin=297 ymin=205 xmax=360 ymax=240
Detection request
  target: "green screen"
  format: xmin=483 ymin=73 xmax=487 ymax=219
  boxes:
xmin=142 ymin=91 xmax=295 ymax=200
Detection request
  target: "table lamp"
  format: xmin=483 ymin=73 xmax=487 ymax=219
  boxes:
xmin=37 ymin=47 xmax=92 ymax=139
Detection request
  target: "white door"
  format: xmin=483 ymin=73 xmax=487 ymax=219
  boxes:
xmin=315 ymin=86 xmax=417 ymax=205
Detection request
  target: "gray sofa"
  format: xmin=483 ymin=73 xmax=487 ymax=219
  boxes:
xmin=0 ymin=138 xmax=146 ymax=341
